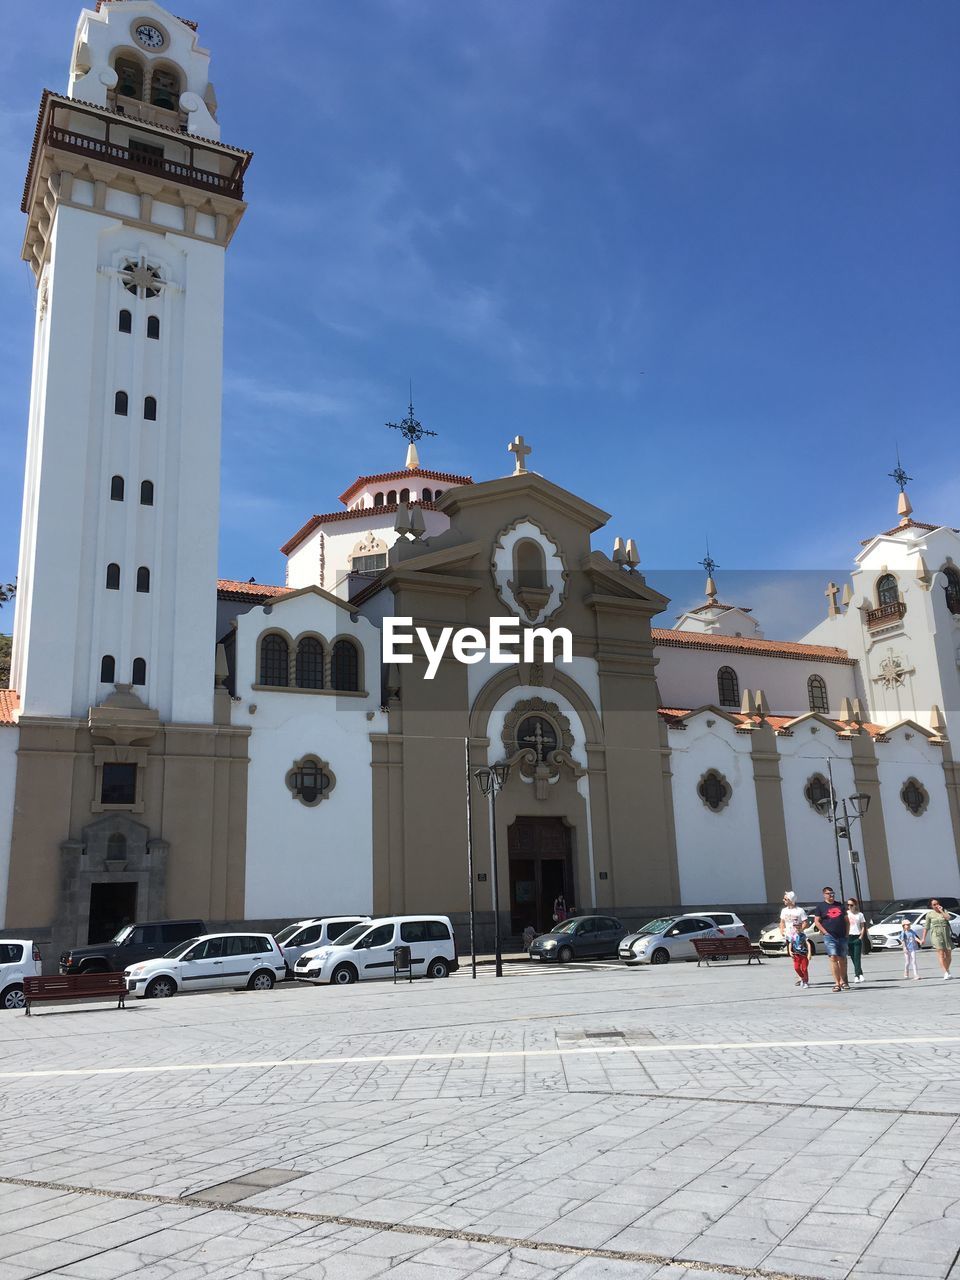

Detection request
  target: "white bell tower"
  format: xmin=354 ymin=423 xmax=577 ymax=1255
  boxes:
xmin=11 ymin=0 xmax=249 ymax=723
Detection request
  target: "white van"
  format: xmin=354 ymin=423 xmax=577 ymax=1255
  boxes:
xmin=294 ymin=915 xmax=458 ymax=985
xmin=274 ymin=916 xmax=371 ymax=975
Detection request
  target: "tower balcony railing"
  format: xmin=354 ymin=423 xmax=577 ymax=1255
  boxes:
xmin=866 ymin=600 xmax=906 ymax=629
xmin=46 ymin=123 xmax=244 ymax=197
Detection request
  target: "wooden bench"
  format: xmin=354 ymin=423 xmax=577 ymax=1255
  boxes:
xmin=23 ymin=972 xmax=127 ymax=1016
xmin=693 ymin=937 xmax=763 ymax=967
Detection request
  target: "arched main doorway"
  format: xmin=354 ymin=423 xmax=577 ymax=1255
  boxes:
xmin=508 ymin=816 xmax=574 ymax=934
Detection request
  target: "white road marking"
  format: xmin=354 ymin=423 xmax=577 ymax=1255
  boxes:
xmin=2 ymin=1034 xmax=960 ymax=1082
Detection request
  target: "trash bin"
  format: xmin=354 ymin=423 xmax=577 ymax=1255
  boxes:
xmin=393 ymin=945 xmax=412 ymax=983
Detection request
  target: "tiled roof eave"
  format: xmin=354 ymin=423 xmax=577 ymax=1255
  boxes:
xmin=281 ymin=500 xmax=443 ymax=556
xmin=652 ymin=628 xmax=854 ymax=665
xmin=338 ymin=469 xmax=472 ymax=505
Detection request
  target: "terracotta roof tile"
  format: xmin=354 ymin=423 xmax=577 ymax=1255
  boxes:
xmin=281 ymin=500 xmax=444 ymax=557
xmin=658 ymin=705 xmax=890 ymax=740
xmin=0 ymin=689 xmax=19 ymax=726
xmin=652 ymin=628 xmax=854 ymax=665
xmin=862 ymin=519 xmax=958 ymax=544
xmin=217 ymin=579 xmax=289 ymax=603
xmin=338 ymin=469 xmax=472 ymax=505
xmin=683 ymin=602 xmax=753 ymax=615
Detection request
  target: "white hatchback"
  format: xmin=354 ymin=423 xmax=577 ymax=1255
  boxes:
xmin=0 ymin=940 xmax=43 ymax=1011
xmin=619 ymin=913 xmax=748 ymax=965
xmin=294 ymin=916 xmax=459 ymax=985
xmin=274 ymin=916 xmax=371 ymax=975
xmin=868 ymin=909 xmax=960 ymax=951
xmin=124 ymin=932 xmax=285 ymax=999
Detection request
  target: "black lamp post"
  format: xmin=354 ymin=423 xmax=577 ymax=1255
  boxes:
xmin=473 ymin=761 xmax=510 ymax=977
xmin=817 ymin=791 xmax=871 ymax=905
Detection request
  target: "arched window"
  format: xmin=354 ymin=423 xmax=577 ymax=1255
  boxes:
xmin=105 ymin=563 xmax=120 ymax=590
xmin=143 ymin=396 xmax=157 ymax=421
xmin=422 ymin=488 xmax=433 ymax=502
xmin=115 ymin=57 xmax=144 ymax=100
xmin=114 ymin=390 xmax=128 ymax=416
xmin=107 ymin=832 xmax=127 ymax=859
xmin=387 ymin=490 xmax=397 ymax=504
xmin=514 ymin=540 xmax=547 ymax=591
xmin=943 ymin=567 xmax=960 ymax=616
xmin=434 ymin=489 xmax=443 ymax=498
xmin=131 ymin=657 xmax=146 ymax=686
xmin=807 ymin=674 xmax=829 ymax=714
xmin=140 ymin=480 xmax=154 ymax=506
xmin=331 ymin=638 xmax=360 ymax=691
xmin=146 ymin=315 xmax=160 ymax=340
xmin=399 ymin=488 xmax=410 ymax=504
xmin=100 ymin=655 xmax=116 ymax=683
xmin=259 ymin=633 xmax=290 ymax=687
xmin=136 ymin=566 xmax=150 ymax=593
xmin=296 ymin=637 xmax=324 ymax=689
xmin=373 ymin=492 xmax=385 ymax=507
xmin=110 ymin=475 xmax=124 ymax=501
xmin=150 ymin=67 xmax=180 ymax=111
xmin=717 ymin=666 xmax=739 ymax=707
xmin=118 ymin=309 xmax=132 ymax=333
xmin=876 ymin=574 xmax=899 ymax=607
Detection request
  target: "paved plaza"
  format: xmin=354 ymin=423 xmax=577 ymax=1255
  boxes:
xmin=0 ymin=951 xmax=958 ymax=1280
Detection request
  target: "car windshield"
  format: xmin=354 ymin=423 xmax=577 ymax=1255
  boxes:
xmin=163 ymin=937 xmax=201 ymax=959
xmin=110 ymin=926 xmax=133 ymax=944
xmin=331 ymin=924 xmax=370 ymax=947
xmin=636 ymin=917 xmax=677 ymax=936
xmin=553 ymin=918 xmax=585 ymax=934
xmin=879 ymin=912 xmax=921 ymax=926
xmin=274 ymin=923 xmax=308 ymax=944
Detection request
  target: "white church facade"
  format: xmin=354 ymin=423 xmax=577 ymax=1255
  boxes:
xmin=1 ymin=1 xmax=959 ymax=956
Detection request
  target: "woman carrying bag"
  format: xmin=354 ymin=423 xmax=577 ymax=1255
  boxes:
xmin=847 ymin=897 xmax=868 ymax=983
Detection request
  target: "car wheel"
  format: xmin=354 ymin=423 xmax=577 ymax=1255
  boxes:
xmin=557 ymin=946 xmax=574 ymax=964
xmin=650 ymin=947 xmax=670 ymax=965
xmin=1 ymin=984 xmax=25 ymax=1010
xmin=426 ymin=958 xmax=449 ymax=979
xmin=331 ymin=964 xmax=357 ymax=986
xmin=145 ymin=976 xmax=176 ymax=999
xmin=248 ymin=970 xmax=275 ymax=991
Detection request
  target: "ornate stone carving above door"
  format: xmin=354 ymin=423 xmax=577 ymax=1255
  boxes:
xmin=501 ymin=697 xmax=583 ymax=800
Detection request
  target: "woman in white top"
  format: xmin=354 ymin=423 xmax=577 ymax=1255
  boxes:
xmin=847 ymin=896 xmax=867 ymax=982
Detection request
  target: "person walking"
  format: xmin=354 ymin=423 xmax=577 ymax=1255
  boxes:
xmin=847 ymin=896 xmax=867 ymax=983
xmin=813 ymin=886 xmax=849 ymax=991
xmin=779 ymin=892 xmax=808 ymax=986
xmin=899 ymin=916 xmax=922 ymax=980
xmin=919 ymin=899 xmax=954 ymax=980
xmin=789 ymin=929 xmax=812 ymax=988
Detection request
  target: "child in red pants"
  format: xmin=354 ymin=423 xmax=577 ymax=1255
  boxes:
xmin=789 ymin=931 xmax=812 ymax=987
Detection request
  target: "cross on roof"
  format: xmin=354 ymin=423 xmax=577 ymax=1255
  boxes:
xmin=888 ymin=450 xmax=912 ymax=493
xmin=699 ymin=548 xmax=718 ymax=578
xmin=509 ymin=434 xmax=532 ymax=474
xmin=386 ymin=392 xmax=437 ymax=445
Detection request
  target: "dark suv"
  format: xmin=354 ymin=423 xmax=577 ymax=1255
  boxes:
xmin=60 ymin=920 xmax=205 ymax=975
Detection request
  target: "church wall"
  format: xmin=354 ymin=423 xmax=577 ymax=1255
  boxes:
xmin=669 ymin=717 xmax=768 ymax=905
xmin=234 ymin=593 xmax=384 ymax=918
xmin=0 ymin=727 xmax=17 ymax=926
xmin=467 ymin=654 xmax=601 ymax=714
xmin=286 ymin=510 xmax=450 ymax=594
xmin=875 ymin=731 xmax=960 ymax=898
xmin=654 ymin=645 xmax=856 ymax=718
xmin=777 ymin=730 xmax=861 ymax=900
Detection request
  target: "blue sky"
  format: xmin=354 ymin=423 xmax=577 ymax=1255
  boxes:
xmin=1 ymin=1 xmax=957 ymax=638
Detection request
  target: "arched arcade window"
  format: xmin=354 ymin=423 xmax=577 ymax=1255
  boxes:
xmin=807 ymin=674 xmax=829 ymax=714
xmin=422 ymin=488 xmax=433 ymax=502
xmin=331 ymin=639 xmax=360 ymax=691
xmin=114 ymin=57 xmax=144 ymax=100
xmin=150 ymin=67 xmax=180 ymax=110
xmin=259 ymin=633 xmax=290 ymax=687
xmin=373 ymin=492 xmax=385 ymax=507
xmin=295 ymin=637 xmax=324 ymax=689
xmin=110 ymin=475 xmax=124 ymax=501
xmin=387 ymin=490 xmax=397 ymax=504
xmin=876 ymin=574 xmax=899 ymax=607
xmin=717 ymin=666 xmax=739 ymax=708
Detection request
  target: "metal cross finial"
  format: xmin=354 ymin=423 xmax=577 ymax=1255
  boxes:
xmin=699 ymin=541 xmax=718 ymax=579
xmin=387 ymin=387 xmax=437 ymax=445
xmin=509 ymin=435 xmax=532 ymax=474
xmin=888 ymin=448 xmax=912 ymax=493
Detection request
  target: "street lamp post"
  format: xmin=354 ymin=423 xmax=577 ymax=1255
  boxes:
xmin=473 ymin=762 xmax=510 ymax=978
xmin=817 ymin=788 xmax=871 ymax=904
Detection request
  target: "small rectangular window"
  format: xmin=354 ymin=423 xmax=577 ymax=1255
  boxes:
xmin=0 ymin=943 xmax=24 ymax=963
xmin=353 ymin=554 xmax=387 ymax=573
xmin=101 ymin=763 xmax=137 ymax=805
xmin=426 ymin=921 xmax=451 ymax=941
xmin=400 ymin=922 xmax=428 ymax=944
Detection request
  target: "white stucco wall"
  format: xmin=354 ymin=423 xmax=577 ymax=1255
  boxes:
xmin=0 ymin=727 xmax=17 ymax=927
xmin=777 ymin=727 xmax=862 ymax=901
xmin=234 ymin=590 xmax=385 ymax=918
xmin=286 ymin=509 xmax=451 ymax=594
xmin=654 ymin=645 xmax=856 ymax=720
xmin=669 ymin=715 xmax=768 ymax=905
xmin=875 ymin=730 xmax=960 ymax=898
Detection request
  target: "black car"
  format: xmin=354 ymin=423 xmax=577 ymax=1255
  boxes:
xmin=528 ymin=915 xmax=627 ymax=963
xmin=59 ymin=920 xmax=205 ymax=974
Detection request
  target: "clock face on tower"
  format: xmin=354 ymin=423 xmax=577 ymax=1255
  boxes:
xmin=134 ymin=22 xmax=166 ymax=49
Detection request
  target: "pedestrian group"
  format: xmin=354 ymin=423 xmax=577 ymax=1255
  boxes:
xmin=779 ymin=890 xmax=954 ymax=991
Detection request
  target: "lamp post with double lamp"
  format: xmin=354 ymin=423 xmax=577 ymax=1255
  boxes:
xmin=473 ymin=762 xmax=510 ymax=978
xmin=816 ymin=791 xmax=871 ymax=906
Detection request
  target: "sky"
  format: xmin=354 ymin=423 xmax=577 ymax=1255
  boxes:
xmin=0 ymin=0 xmax=957 ymax=638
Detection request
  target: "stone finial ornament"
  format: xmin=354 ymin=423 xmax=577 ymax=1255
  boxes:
xmin=740 ymin=689 xmax=757 ymax=716
xmin=930 ymin=704 xmax=947 ymax=736
xmin=612 ymin=537 xmax=627 ymax=566
xmin=625 ymin=539 xmax=640 ymax=568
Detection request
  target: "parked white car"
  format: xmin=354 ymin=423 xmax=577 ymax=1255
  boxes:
xmin=124 ymin=932 xmax=285 ymax=999
xmin=619 ymin=913 xmax=748 ymax=965
xmin=274 ymin=916 xmax=371 ymax=975
xmin=758 ymin=910 xmax=822 ymax=956
xmin=294 ymin=915 xmax=459 ymax=985
xmin=0 ymin=940 xmax=43 ymax=1010
xmin=868 ymin=909 xmax=960 ymax=951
